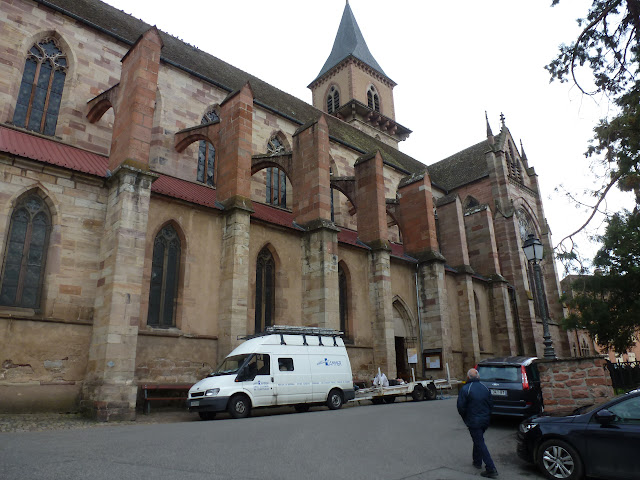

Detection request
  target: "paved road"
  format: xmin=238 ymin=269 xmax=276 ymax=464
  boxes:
xmin=0 ymin=396 xmax=543 ymax=480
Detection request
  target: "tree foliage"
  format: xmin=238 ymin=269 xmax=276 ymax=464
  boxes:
xmin=547 ymin=0 xmax=639 ymax=266
xmin=563 ymin=210 xmax=640 ymax=353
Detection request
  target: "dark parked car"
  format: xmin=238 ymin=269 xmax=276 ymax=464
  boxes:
xmin=517 ymin=389 xmax=640 ymax=480
xmin=476 ymin=356 xmax=543 ymax=418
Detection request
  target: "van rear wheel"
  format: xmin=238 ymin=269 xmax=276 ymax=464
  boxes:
xmin=228 ymin=394 xmax=251 ymax=419
xmin=326 ymin=389 xmax=343 ymax=410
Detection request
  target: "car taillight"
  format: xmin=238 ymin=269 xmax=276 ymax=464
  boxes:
xmin=521 ymin=365 xmax=530 ymax=390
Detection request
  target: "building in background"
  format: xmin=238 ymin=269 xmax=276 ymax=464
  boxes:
xmin=0 ymin=0 xmax=569 ymax=419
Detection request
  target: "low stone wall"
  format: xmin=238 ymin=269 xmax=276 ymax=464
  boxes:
xmin=538 ymin=356 xmax=614 ymax=413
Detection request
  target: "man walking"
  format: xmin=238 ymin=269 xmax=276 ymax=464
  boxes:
xmin=457 ymin=368 xmax=498 ymax=478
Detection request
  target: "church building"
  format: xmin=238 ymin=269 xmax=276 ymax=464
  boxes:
xmin=0 ymin=0 xmax=570 ymax=419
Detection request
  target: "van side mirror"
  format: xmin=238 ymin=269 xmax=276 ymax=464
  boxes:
xmin=595 ymin=409 xmax=616 ymax=425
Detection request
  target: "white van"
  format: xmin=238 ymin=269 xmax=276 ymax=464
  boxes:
xmin=187 ymin=326 xmax=355 ymax=419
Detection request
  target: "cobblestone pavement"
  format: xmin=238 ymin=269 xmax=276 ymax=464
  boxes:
xmin=0 ymin=410 xmax=197 ymax=433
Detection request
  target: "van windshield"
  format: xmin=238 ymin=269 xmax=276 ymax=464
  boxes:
xmin=209 ymin=354 xmax=251 ymax=377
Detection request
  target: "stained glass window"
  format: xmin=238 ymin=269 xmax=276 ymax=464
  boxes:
xmin=13 ymin=38 xmax=67 ymax=136
xmin=339 ymin=264 xmax=348 ymax=336
xmin=197 ymin=112 xmax=218 ymax=186
xmin=148 ymin=225 xmax=180 ymax=327
xmin=0 ymin=195 xmax=51 ymax=308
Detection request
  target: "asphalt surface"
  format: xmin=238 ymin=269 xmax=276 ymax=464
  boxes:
xmin=0 ymin=395 xmax=544 ymax=480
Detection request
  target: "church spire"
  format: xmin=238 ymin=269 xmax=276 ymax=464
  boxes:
xmin=312 ymin=1 xmax=387 ymax=83
xmin=486 ymin=111 xmax=495 ymax=145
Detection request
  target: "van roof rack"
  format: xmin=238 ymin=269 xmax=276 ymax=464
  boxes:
xmin=237 ymin=325 xmax=344 ymax=344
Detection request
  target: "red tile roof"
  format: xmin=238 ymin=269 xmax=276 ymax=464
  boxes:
xmin=151 ymin=175 xmax=220 ymax=210
xmin=0 ymin=125 xmax=108 ymax=176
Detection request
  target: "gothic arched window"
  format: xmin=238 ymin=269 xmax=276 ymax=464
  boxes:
xmin=367 ymin=85 xmax=380 ymax=112
xmin=148 ymin=225 xmax=180 ymax=327
xmin=255 ymin=248 xmax=275 ymax=333
xmin=327 ymin=85 xmax=340 ymax=114
xmin=13 ymin=38 xmax=67 ymax=136
xmin=197 ymin=111 xmax=218 ymax=186
xmin=0 ymin=194 xmax=51 ymax=308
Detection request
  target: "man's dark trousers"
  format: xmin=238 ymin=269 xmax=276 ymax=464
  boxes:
xmin=469 ymin=426 xmax=496 ymax=471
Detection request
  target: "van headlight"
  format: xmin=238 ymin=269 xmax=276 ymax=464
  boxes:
xmin=205 ymin=388 xmax=220 ymax=397
xmin=519 ymin=422 xmax=538 ymax=433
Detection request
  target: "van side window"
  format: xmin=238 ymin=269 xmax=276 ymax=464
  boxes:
xmin=255 ymin=354 xmax=270 ymax=376
xmin=278 ymin=358 xmax=294 ymax=372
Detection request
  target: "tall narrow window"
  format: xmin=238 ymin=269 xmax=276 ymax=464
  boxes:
xmin=338 ymin=264 xmax=348 ymax=336
xmin=197 ymin=111 xmax=218 ymax=186
xmin=265 ymin=135 xmax=287 ymax=209
xmin=0 ymin=194 xmax=51 ymax=308
xmin=367 ymin=85 xmax=380 ymax=112
xmin=13 ymin=38 xmax=67 ymax=136
xmin=327 ymin=85 xmax=340 ymax=114
xmin=255 ymin=248 xmax=275 ymax=333
xmin=148 ymin=225 xmax=180 ymax=327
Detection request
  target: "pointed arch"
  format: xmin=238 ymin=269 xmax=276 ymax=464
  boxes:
xmin=255 ymin=245 xmax=277 ymax=333
xmin=0 ymin=189 xmax=53 ymax=308
xmin=392 ymin=296 xmax=416 ymax=339
xmin=12 ymin=36 xmax=68 ymax=135
xmin=147 ymin=222 xmax=182 ymax=327
xmin=196 ymin=108 xmax=219 ymax=186
xmin=463 ymin=196 xmax=480 ymax=210
xmin=338 ymin=260 xmax=352 ymax=340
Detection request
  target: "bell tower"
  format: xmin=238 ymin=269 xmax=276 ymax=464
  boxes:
xmin=308 ymin=1 xmax=411 ymax=148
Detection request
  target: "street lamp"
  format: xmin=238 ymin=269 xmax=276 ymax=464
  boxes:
xmin=522 ymin=234 xmax=556 ymax=359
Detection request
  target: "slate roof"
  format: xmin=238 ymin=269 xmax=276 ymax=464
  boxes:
xmin=427 ymin=140 xmax=491 ymax=192
xmin=312 ymin=1 xmax=389 ymax=84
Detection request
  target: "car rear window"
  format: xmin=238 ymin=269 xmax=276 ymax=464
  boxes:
xmin=477 ymin=365 xmax=520 ymax=382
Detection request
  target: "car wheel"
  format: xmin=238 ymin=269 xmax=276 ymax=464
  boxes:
xmin=536 ymin=439 xmax=584 ymax=480
xmin=228 ymin=394 xmax=251 ymax=419
xmin=294 ymin=404 xmax=310 ymax=413
xmin=383 ymin=396 xmax=396 ymax=404
xmin=198 ymin=411 xmax=216 ymax=421
xmin=326 ymin=389 xmax=343 ymax=410
xmin=412 ymin=385 xmax=425 ymax=401
xmin=425 ymin=383 xmax=437 ymax=400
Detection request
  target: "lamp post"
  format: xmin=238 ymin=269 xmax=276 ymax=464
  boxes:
xmin=522 ymin=234 xmax=556 ymax=359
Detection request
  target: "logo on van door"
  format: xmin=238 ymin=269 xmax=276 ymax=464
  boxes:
xmin=317 ymin=358 xmax=342 ymax=367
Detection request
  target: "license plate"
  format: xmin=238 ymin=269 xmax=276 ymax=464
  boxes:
xmin=491 ymin=389 xmax=507 ymax=396
xmin=190 ymin=400 xmax=200 ymax=406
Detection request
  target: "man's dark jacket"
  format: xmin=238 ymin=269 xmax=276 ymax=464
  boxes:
xmin=457 ymin=377 xmax=493 ymax=428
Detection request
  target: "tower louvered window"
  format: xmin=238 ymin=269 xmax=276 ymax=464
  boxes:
xmin=0 ymin=194 xmax=51 ymax=308
xmin=367 ymin=86 xmax=380 ymax=112
xmin=148 ymin=225 xmax=180 ymax=327
xmin=327 ymin=86 xmax=340 ymax=114
xmin=197 ymin=111 xmax=218 ymax=186
xmin=13 ymin=38 xmax=67 ymax=136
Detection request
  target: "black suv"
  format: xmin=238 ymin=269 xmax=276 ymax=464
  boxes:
xmin=476 ymin=356 xmax=543 ymax=418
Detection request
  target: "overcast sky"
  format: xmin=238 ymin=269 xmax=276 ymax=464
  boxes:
xmin=101 ymin=0 xmax=633 ymax=275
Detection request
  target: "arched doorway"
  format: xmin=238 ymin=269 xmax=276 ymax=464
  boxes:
xmin=393 ymin=298 xmax=417 ymax=381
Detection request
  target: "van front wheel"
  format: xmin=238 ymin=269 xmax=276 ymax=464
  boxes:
xmin=327 ymin=389 xmax=343 ymax=410
xmin=228 ymin=394 xmax=251 ymax=419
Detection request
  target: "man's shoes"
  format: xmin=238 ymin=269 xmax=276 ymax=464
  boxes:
xmin=480 ymin=470 xmax=498 ymax=478
xmin=473 ymin=463 xmax=482 ymax=469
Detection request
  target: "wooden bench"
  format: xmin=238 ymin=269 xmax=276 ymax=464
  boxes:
xmin=140 ymin=384 xmax=193 ymax=414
